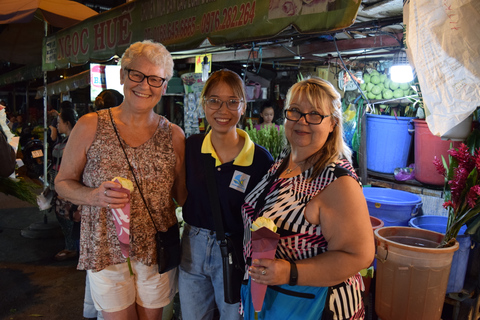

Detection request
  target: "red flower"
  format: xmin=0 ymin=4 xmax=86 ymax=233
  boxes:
xmin=438 ymin=140 xmax=480 ymax=247
xmin=434 ymin=156 xmax=446 ymax=176
xmin=467 ymin=185 xmax=480 ymax=208
xmin=449 ymin=167 xmax=469 ymax=210
xmin=443 ymin=200 xmax=454 ymax=210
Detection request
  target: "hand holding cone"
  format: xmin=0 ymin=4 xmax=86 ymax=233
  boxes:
xmin=111 ymin=177 xmax=133 ymax=258
xmin=250 ymin=217 xmax=280 ymax=312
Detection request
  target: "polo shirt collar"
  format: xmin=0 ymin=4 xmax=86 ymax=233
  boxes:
xmin=201 ymin=128 xmax=255 ymax=167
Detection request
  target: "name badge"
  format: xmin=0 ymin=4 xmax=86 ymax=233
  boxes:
xmin=229 ymin=170 xmax=250 ymax=193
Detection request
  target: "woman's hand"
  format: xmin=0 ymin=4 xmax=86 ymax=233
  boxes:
xmin=248 ymin=258 xmax=290 ymax=286
xmin=98 ymin=181 xmax=130 ymax=210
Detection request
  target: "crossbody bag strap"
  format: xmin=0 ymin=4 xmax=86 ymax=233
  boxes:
xmin=251 ymin=157 xmax=287 ymax=220
xmin=108 ymin=108 xmax=159 ymax=232
xmin=201 ymin=151 xmax=226 ymax=242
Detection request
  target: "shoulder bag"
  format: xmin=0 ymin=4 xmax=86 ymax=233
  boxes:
xmin=202 ymin=153 xmax=245 ymax=304
xmin=109 ymin=110 xmax=180 ymax=274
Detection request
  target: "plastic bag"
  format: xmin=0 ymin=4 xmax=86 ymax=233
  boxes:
xmin=394 ymin=164 xmax=415 ymax=181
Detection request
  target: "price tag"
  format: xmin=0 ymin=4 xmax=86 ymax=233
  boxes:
xmin=31 ymin=149 xmax=43 ymax=158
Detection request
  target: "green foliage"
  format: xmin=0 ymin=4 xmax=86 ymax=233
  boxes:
xmin=245 ymin=120 xmax=286 ymax=160
xmin=0 ymin=177 xmax=40 ymax=206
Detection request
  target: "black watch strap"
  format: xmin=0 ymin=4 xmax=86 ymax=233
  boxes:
xmin=289 ymin=260 xmax=298 ymax=286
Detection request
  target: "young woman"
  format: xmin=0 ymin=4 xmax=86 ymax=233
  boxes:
xmin=179 ymin=69 xmax=274 ymax=320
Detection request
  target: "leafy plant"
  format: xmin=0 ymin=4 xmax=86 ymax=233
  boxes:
xmin=0 ymin=177 xmax=41 ymax=206
xmin=434 ymin=129 xmax=480 ymax=247
xmin=245 ymin=119 xmax=286 ymax=160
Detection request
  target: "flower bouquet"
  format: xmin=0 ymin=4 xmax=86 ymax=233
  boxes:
xmin=434 ymin=129 xmax=480 ymax=247
xmin=250 ymin=217 xmax=280 ymax=312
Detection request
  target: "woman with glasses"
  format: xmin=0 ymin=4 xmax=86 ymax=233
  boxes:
xmin=55 ymin=40 xmax=186 ymax=320
xmin=179 ymin=69 xmax=274 ymax=320
xmin=240 ymin=77 xmax=374 ymax=319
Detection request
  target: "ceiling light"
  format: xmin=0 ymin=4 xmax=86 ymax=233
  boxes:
xmin=390 ymin=49 xmax=414 ymax=83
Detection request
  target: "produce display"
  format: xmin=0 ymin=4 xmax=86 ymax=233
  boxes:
xmin=360 ymin=70 xmax=415 ymax=101
xmin=359 ymin=70 xmax=419 ymax=117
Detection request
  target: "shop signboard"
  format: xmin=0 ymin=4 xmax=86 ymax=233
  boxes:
xmin=43 ymin=0 xmax=361 ymax=71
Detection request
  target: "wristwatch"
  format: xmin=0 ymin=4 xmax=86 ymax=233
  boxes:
xmin=289 ymin=260 xmax=298 ymax=286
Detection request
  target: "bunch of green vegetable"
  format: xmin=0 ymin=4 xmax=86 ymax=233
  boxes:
xmin=360 ymin=70 xmax=415 ymax=101
xmin=246 ymin=120 xmax=286 ymax=160
xmin=0 ymin=177 xmax=41 ymax=206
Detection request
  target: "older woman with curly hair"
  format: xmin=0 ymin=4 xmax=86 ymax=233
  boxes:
xmin=55 ymin=40 xmax=186 ymax=320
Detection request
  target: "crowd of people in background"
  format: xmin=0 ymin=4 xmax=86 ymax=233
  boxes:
xmin=1 ymin=39 xmax=374 ymax=320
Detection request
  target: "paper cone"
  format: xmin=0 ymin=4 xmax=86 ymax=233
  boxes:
xmin=111 ymin=179 xmax=131 ymax=258
xmin=251 ymin=227 xmax=280 ymax=312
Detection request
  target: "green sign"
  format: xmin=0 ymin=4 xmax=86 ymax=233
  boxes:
xmin=0 ymin=64 xmax=43 ymax=86
xmin=43 ymin=0 xmax=361 ymax=71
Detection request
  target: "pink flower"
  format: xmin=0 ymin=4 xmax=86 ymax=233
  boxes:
xmin=438 ymin=140 xmax=480 ymax=247
xmin=434 ymin=156 xmax=446 ymax=176
xmin=475 ymin=148 xmax=480 ymax=172
xmin=281 ymin=0 xmax=302 ymax=16
xmin=449 ymin=167 xmax=469 ymax=210
xmin=449 ymin=143 xmax=475 ymax=172
xmin=467 ymin=185 xmax=480 ymax=208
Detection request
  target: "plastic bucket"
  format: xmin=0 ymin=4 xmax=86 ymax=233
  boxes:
xmin=363 ymin=187 xmax=422 ymax=226
xmin=375 ymin=227 xmax=459 ymax=320
xmin=413 ymin=119 xmax=461 ymax=186
xmin=366 ymin=114 xmax=415 ymax=174
xmin=409 ymin=215 xmax=471 ymax=293
xmin=370 ymin=216 xmax=384 ymax=231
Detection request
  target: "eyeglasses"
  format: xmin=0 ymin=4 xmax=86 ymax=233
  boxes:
xmin=125 ymin=68 xmax=166 ymax=88
xmin=204 ymin=97 xmax=244 ymax=111
xmin=284 ymin=109 xmax=332 ymax=125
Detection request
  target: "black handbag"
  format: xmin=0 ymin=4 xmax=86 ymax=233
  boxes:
xmin=109 ymin=109 xmax=180 ymax=274
xmin=155 ymin=223 xmax=181 ymax=273
xmin=203 ymin=154 xmax=245 ymax=304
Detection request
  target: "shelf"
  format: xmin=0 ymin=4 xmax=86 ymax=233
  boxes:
xmin=368 ymin=95 xmax=419 ymax=105
xmin=366 ymin=170 xmax=444 ymax=198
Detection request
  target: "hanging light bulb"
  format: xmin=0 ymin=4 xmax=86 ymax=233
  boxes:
xmin=390 ymin=49 xmax=414 ymax=83
xmin=202 ymin=55 xmax=209 ymax=82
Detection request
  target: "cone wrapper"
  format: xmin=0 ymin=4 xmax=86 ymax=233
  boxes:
xmin=251 ymin=226 xmax=280 ymax=312
xmin=111 ymin=179 xmax=131 ymax=258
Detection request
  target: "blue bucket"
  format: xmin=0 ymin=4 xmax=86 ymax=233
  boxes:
xmin=363 ymin=187 xmax=422 ymax=226
xmin=409 ymin=215 xmax=471 ymax=293
xmin=366 ymin=114 xmax=415 ymax=173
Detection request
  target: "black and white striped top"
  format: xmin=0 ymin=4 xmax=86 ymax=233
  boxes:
xmin=242 ymin=152 xmax=365 ymax=320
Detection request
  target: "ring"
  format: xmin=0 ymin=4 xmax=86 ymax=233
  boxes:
xmin=261 ymin=269 xmax=266 ymax=275
xmin=107 ymin=203 xmax=110 ymax=210
xmin=104 ymin=189 xmax=107 ymax=196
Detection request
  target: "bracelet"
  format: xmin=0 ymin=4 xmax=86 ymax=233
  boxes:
xmin=289 ymin=260 xmax=298 ymax=286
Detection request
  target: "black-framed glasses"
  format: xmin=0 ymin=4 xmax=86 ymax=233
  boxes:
xmin=284 ymin=109 xmax=332 ymax=125
xmin=125 ymin=68 xmax=166 ymax=88
xmin=204 ymin=97 xmax=244 ymax=111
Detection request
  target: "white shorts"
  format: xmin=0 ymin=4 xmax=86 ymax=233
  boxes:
xmin=87 ymin=260 xmax=177 ymax=313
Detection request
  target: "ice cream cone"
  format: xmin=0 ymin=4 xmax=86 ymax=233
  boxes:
xmin=111 ymin=178 xmax=132 ymax=258
xmin=251 ymin=226 xmax=280 ymax=312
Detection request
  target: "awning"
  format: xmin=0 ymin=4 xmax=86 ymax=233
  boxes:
xmin=43 ymin=0 xmax=362 ymax=70
xmin=0 ymin=64 xmax=43 ymax=87
xmin=0 ymin=0 xmax=98 ymax=65
xmin=36 ymin=70 xmax=90 ymax=97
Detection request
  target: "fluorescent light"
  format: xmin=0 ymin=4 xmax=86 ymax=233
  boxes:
xmin=390 ymin=50 xmax=414 ymax=83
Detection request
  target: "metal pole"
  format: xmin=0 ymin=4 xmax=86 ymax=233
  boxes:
xmin=43 ymin=21 xmax=48 ymax=190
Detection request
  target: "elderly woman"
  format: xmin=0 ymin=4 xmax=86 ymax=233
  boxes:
xmin=55 ymin=40 xmax=186 ymax=320
xmin=241 ymin=77 xmax=374 ymax=319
